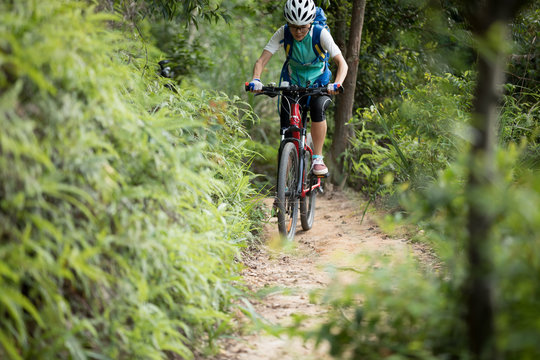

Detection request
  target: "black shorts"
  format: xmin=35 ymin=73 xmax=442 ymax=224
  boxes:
xmin=279 ymin=95 xmax=332 ymax=129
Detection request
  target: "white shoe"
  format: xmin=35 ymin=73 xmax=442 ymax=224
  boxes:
xmin=312 ymin=156 xmax=328 ymax=176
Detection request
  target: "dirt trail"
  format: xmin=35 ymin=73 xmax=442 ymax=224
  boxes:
xmin=213 ymin=189 xmax=430 ymax=360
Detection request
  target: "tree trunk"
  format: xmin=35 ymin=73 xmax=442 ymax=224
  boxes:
xmin=329 ymin=0 xmax=366 ymax=185
xmin=331 ymin=0 xmax=348 ymax=59
xmin=464 ymin=46 xmax=502 ymax=360
xmin=461 ymin=1 xmax=532 ymax=359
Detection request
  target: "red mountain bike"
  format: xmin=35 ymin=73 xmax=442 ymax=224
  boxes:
xmin=245 ymin=83 xmax=342 ymax=240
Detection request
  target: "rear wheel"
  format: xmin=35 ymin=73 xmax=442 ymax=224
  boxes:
xmin=277 ymin=142 xmax=299 ymax=240
xmin=300 ymin=134 xmax=317 ymax=230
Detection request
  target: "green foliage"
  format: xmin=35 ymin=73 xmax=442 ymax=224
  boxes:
xmin=500 ymin=84 xmax=540 ymax=169
xmin=298 ymin=258 xmax=465 ymax=360
xmin=243 ymin=138 xmax=279 ymax=190
xmin=95 ymin=0 xmax=230 ymax=81
xmin=344 ymin=72 xmax=474 ymax=196
xmin=194 ymin=0 xmax=284 ymax=96
xmin=341 ymin=0 xmax=472 ymax=107
xmin=167 ymin=0 xmax=229 ymax=23
xmin=283 ymin=1 xmax=540 ymax=359
xmin=150 ymin=20 xmax=213 ymax=81
xmin=0 ymin=1 xmax=261 ymax=359
xmin=508 ymin=3 xmax=540 ymax=92
xmin=99 ymin=0 xmax=228 ymax=24
xmin=355 ymin=0 xmax=424 ymax=106
xmin=404 ymin=148 xmax=540 ymax=359
xmin=294 ymin=148 xmax=540 ymax=359
xmin=189 ymin=0 xmax=287 ymax=187
xmin=494 ymin=170 xmax=540 ymax=359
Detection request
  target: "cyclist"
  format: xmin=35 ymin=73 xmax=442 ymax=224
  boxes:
xmin=247 ymin=0 xmax=348 ymax=176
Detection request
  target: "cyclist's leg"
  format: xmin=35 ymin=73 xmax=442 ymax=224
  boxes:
xmin=310 ymin=95 xmax=332 ymax=175
xmin=310 ymin=95 xmax=332 ymax=155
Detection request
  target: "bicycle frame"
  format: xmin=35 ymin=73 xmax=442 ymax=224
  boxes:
xmin=278 ymin=96 xmax=322 ymax=200
xmin=245 ymin=83 xmax=343 ymax=238
xmin=244 ymin=83 xmax=339 ymax=197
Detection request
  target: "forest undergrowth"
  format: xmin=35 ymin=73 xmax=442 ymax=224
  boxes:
xmin=1 ymin=0 xmax=539 ymax=359
xmin=288 ymin=3 xmax=540 ymax=358
xmin=0 ymin=1 xmax=264 ymax=359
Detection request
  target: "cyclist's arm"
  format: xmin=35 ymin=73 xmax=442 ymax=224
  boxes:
xmin=332 ymin=53 xmax=348 ymax=85
xmin=321 ymin=29 xmax=348 ymax=93
xmin=252 ymin=27 xmax=284 ymax=81
xmin=252 ymin=50 xmax=273 ymax=81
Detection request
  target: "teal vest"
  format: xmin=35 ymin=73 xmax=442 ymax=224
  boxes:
xmin=287 ymin=32 xmax=327 ymax=87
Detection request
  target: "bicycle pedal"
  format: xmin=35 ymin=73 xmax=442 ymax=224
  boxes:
xmin=309 ymin=169 xmax=329 ymax=178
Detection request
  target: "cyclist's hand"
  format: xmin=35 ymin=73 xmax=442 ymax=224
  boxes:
xmin=247 ymin=78 xmax=263 ymax=92
xmin=327 ymin=83 xmax=342 ymax=95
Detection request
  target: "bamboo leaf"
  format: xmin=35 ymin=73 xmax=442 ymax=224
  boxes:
xmin=0 ymin=330 xmax=23 ymax=360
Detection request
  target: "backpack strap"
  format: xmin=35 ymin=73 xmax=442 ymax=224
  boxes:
xmin=282 ymin=24 xmax=294 ymax=60
xmin=311 ymin=25 xmax=332 ymax=87
xmin=279 ymin=24 xmax=293 ymax=85
xmin=311 ymin=24 xmax=328 ymax=63
xmin=282 ymin=24 xmax=329 ymax=65
xmin=279 ymin=24 xmax=332 ymax=88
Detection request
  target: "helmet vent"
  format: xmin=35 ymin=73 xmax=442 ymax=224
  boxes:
xmin=284 ymin=0 xmax=316 ymax=25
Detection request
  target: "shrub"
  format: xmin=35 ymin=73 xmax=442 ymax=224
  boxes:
xmin=297 ymin=148 xmax=540 ymax=359
xmin=0 ymin=1 xmax=260 ymax=359
xmin=344 ymin=72 xmax=474 ymax=197
xmin=499 ymin=84 xmax=540 ymax=170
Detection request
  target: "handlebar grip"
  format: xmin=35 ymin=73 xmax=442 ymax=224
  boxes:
xmin=245 ymin=82 xmax=250 ymax=92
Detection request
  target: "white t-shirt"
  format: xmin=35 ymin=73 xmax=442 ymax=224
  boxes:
xmin=263 ymin=25 xmax=342 ymax=59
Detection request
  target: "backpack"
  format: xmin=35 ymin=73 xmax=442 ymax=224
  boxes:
xmin=280 ymin=7 xmax=331 ymax=87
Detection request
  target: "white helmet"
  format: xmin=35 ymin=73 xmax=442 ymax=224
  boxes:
xmin=283 ymin=0 xmax=316 ymax=26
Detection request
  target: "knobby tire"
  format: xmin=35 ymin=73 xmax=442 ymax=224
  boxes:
xmin=300 ymin=134 xmax=316 ymax=230
xmin=277 ymin=142 xmax=299 ymax=240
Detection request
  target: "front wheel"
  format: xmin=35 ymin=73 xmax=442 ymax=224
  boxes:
xmin=300 ymin=134 xmax=317 ymax=230
xmin=277 ymin=142 xmax=299 ymax=240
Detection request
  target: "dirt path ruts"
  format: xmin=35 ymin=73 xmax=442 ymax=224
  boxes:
xmin=211 ymin=189 xmax=431 ymax=360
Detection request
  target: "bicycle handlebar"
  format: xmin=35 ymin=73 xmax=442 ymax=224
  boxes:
xmin=244 ymin=83 xmax=344 ymax=97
